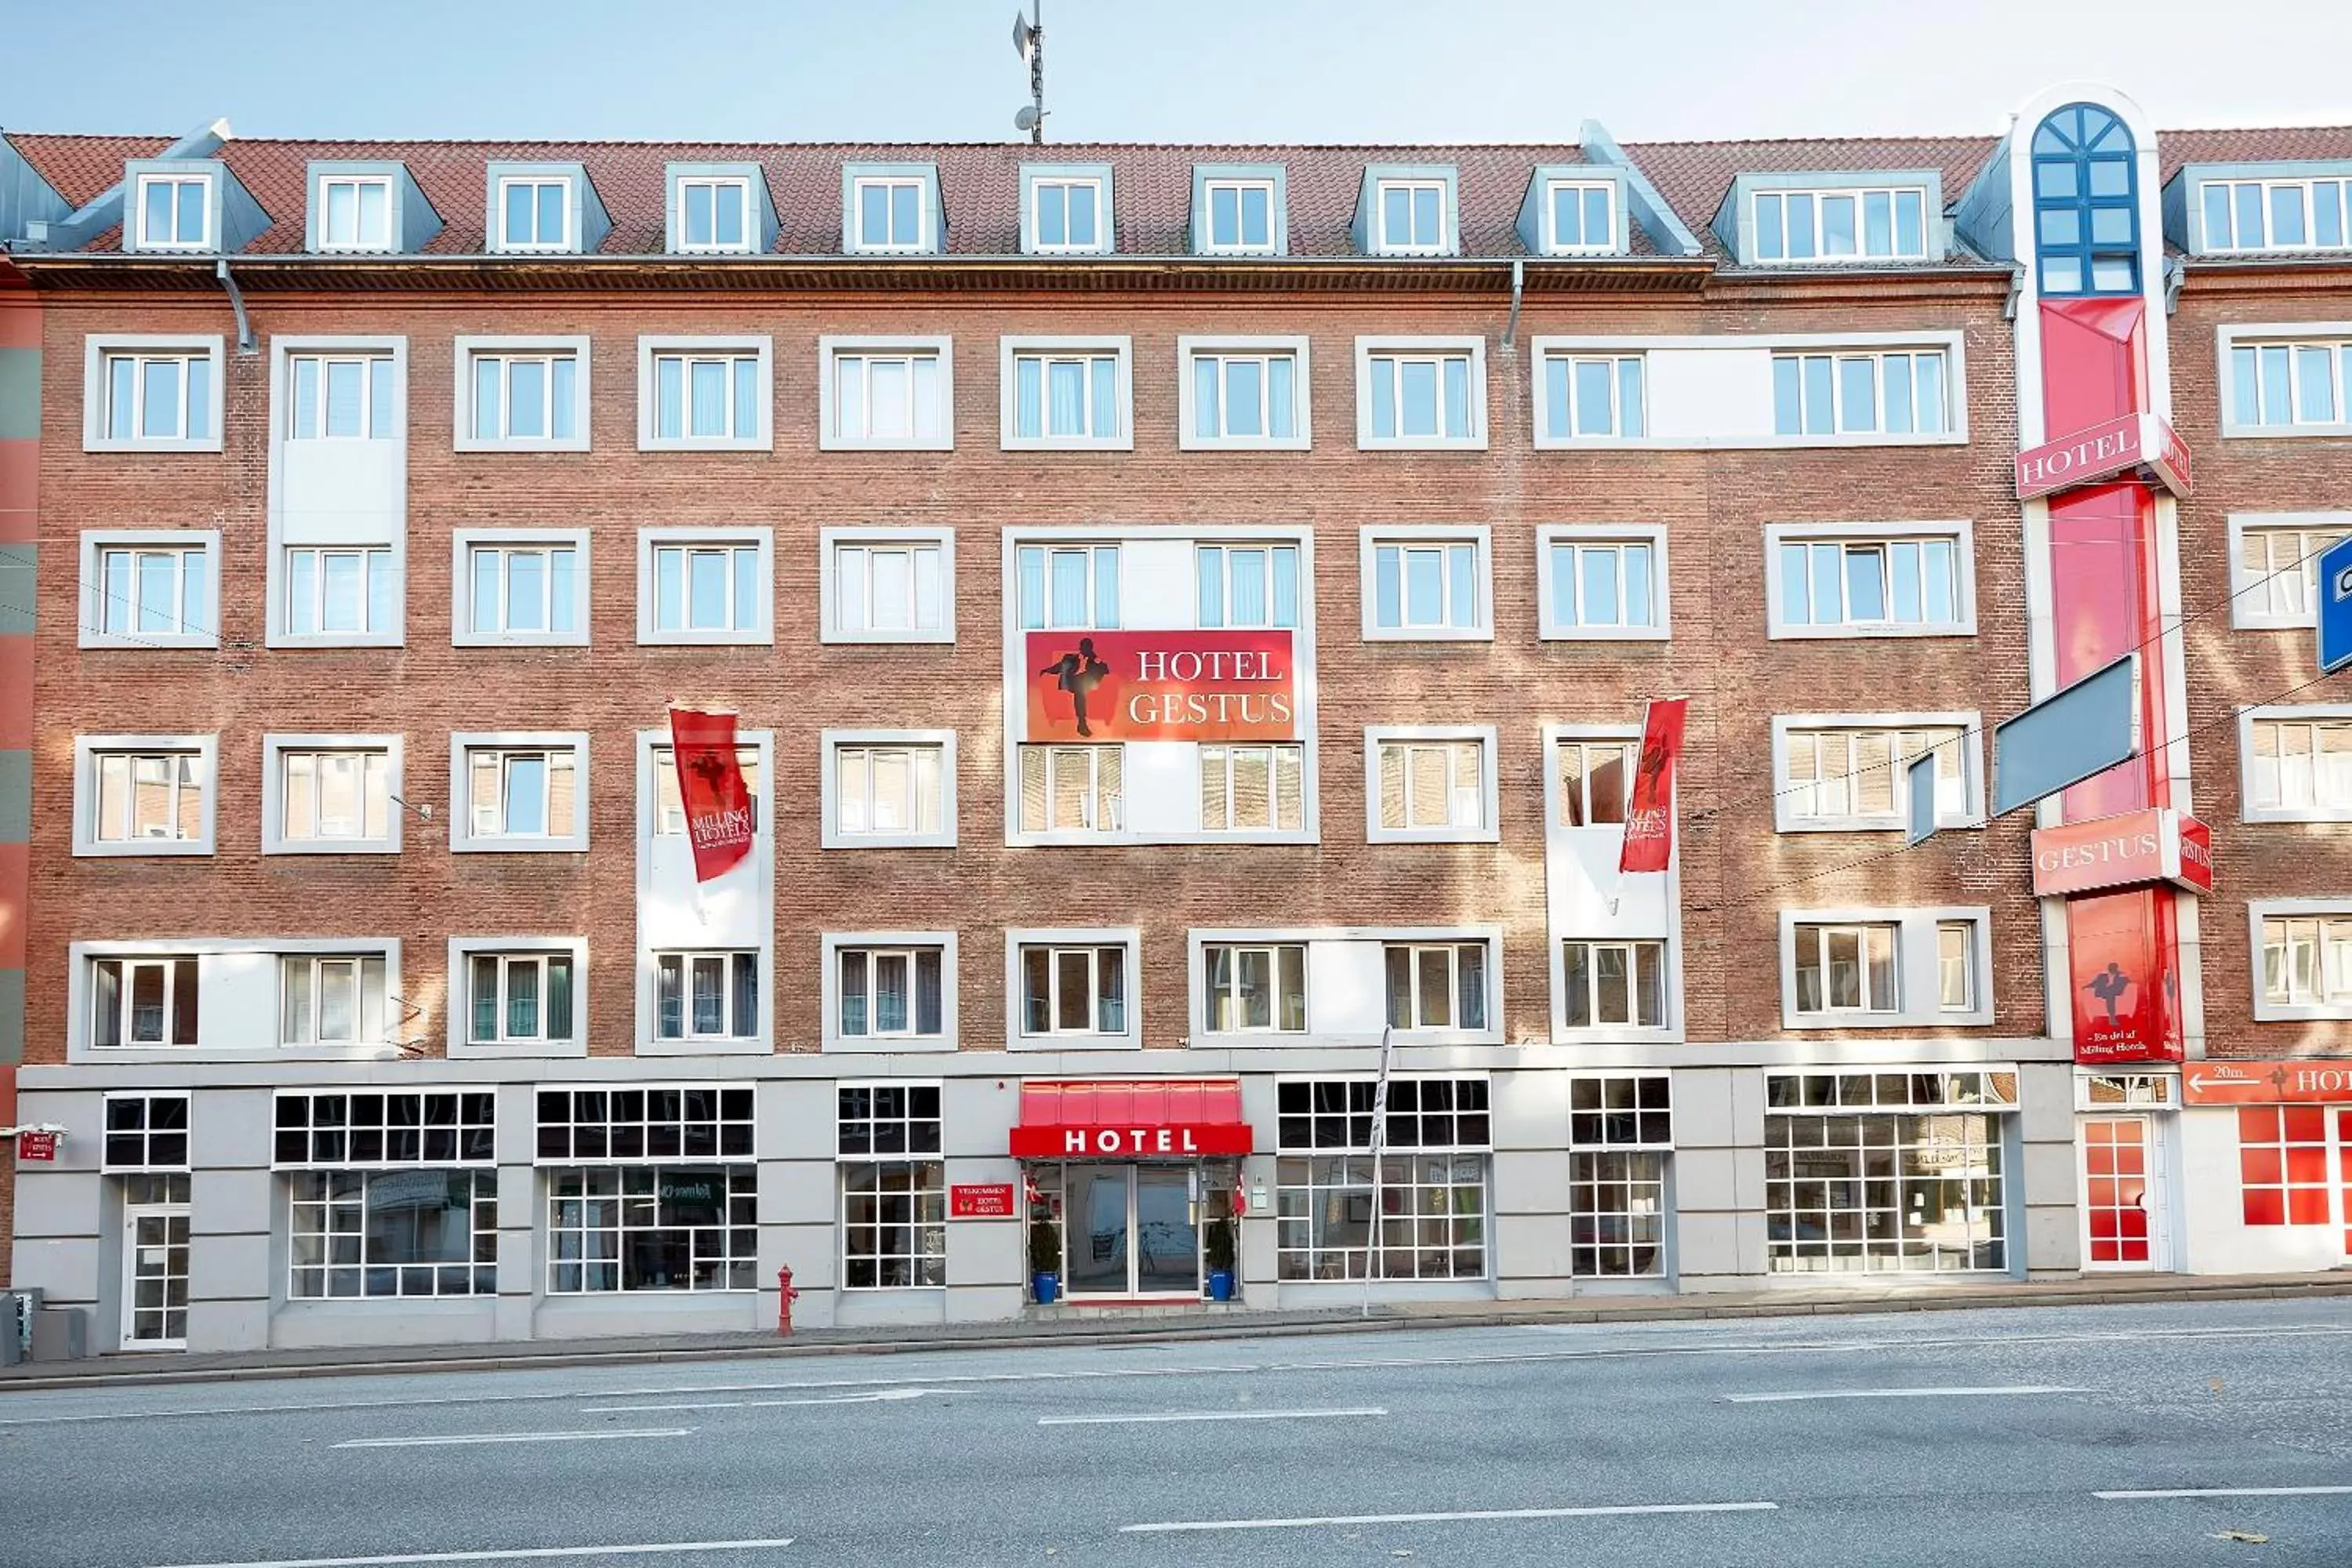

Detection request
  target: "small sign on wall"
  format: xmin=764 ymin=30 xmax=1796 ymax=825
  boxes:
xmin=950 ymin=1184 xmax=1016 ymax=1218
xmin=16 ymin=1131 xmax=58 ymax=1162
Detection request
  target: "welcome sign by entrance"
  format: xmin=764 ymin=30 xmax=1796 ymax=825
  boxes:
xmin=1025 ymin=630 xmax=1295 ymax=742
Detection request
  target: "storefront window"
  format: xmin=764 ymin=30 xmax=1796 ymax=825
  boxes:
xmin=1274 ymin=1076 xmax=1490 ymax=1281
xmin=1569 ymin=1075 xmax=1671 ymax=1278
xmin=839 ymin=1083 xmax=946 ymax=1289
xmin=1763 ymin=1069 xmax=2013 ymax=1273
xmin=2238 ymin=1106 xmax=2332 ymax=1227
xmin=546 ymin=1165 xmax=756 ymax=1292
xmin=289 ymin=1170 xmax=497 ymax=1298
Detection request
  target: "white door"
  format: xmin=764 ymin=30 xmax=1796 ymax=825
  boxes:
xmin=2080 ymin=1115 xmax=2163 ymax=1271
xmin=121 ymin=1176 xmax=191 ymax=1348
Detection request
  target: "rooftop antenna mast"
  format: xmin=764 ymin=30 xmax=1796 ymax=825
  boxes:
xmin=1011 ymin=2 xmax=1046 ymax=143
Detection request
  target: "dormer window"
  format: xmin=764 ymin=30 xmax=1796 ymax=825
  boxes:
xmin=1204 ymin=179 xmax=1276 ymax=252
xmin=1022 ymin=165 xmax=1112 ymax=255
xmin=318 ymin=176 xmax=393 ymax=252
xmin=135 ymin=172 xmax=212 ymax=251
xmin=1546 ymin=180 xmax=1616 ymax=254
xmin=1753 ymin=187 xmax=1929 ymax=262
xmin=1376 ymin=179 xmax=1450 ymax=254
xmin=2201 ymin=176 xmax=2352 ymax=252
xmin=497 ymin=176 xmax=572 ymax=252
xmin=677 ymin=177 xmax=750 ymax=252
xmin=851 ymin=176 xmax=928 ymax=252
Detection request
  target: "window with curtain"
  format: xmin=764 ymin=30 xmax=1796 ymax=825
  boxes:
xmin=1194 ymin=543 xmax=1300 ymax=628
xmin=1015 ymin=543 xmax=1120 ymax=630
xmin=1009 ymin=348 xmax=1124 ymax=444
xmin=650 ymin=350 xmax=762 ymax=443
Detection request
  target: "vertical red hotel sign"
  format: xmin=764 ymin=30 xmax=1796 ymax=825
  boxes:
xmin=1619 ymin=699 xmax=1689 ymax=874
xmin=666 ymin=708 xmax=754 ymax=883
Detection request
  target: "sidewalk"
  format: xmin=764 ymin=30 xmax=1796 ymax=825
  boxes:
xmin=5 ymin=1269 xmax=2348 ymax=1392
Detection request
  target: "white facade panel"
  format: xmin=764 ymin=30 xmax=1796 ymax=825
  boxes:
xmin=1644 ymin=347 xmax=1777 ymax=441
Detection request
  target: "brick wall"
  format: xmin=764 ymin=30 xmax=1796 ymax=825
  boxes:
xmin=24 ymin=272 xmax=2049 ymax=1065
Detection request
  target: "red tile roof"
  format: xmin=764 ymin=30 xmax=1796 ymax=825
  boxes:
xmin=7 ymin=132 xmax=173 ymax=206
xmin=1619 ymin=136 xmax=2001 ymax=254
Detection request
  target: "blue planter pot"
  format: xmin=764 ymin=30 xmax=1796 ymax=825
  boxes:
xmin=1033 ymin=1272 xmax=1059 ymax=1305
xmin=1207 ymin=1269 xmax=1234 ymax=1301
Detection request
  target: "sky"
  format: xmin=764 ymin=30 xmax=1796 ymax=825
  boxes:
xmin=7 ymin=0 xmax=2352 ymax=146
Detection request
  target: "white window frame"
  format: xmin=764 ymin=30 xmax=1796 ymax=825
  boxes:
xmin=490 ymin=175 xmax=575 ymax=254
xmin=999 ymin=336 xmax=1134 ymax=452
xmin=819 ymin=729 xmax=958 ymax=849
xmin=1536 ymin=524 xmax=1670 ymax=642
xmin=1763 ymin=519 xmax=1977 ymax=640
xmin=819 ymin=525 xmax=956 ymax=644
xmin=1750 ymin=184 xmax=1933 ymax=263
xmin=2238 ymin=704 xmax=2352 ymax=823
xmin=77 ymin=529 xmax=220 ymax=650
xmin=1005 ymin=927 xmax=1143 ymax=1051
xmin=634 ymin=335 xmax=772 ymax=452
xmin=847 ymin=174 xmax=935 ymax=254
xmin=452 ymin=335 xmax=592 ymax=453
xmin=2248 ymin=898 xmax=2352 ymax=1022
xmin=1371 ymin=177 xmax=1452 ymax=255
xmin=446 ymin=935 xmax=588 ymax=1060
xmin=1534 ymin=350 xmax=1648 ymax=445
xmin=2217 ymin=323 xmax=2352 ymax=439
xmin=67 ymin=938 xmax=403 ymax=1064
xmin=633 ymin=527 xmax=773 ymax=646
xmin=1555 ymin=939 xmax=1675 ymax=1035
xmin=1772 ymin=347 xmax=1956 ymax=441
xmin=1024 ymin=171 xmax=1112 ymax=255
xmin=1777 ymin=907 xmax=1994 ymax=1030
xmin=1192 ymin=937 xmax=1311 ymax=1040
xmin=2227 ymin=512 xmax=2352 ymax=630
xmin=1355 ymin=336 xmax=1488 ymax=450
xmin=1542 ymin=178 xmax=1620 ymax=255
xmin=274 ymin=543 xmax=402 ymax=649
xmin=1200 ymin=176 xmax=1280 ymax=255
xmin=1359 ymin=526 xmax=1492 ymax=642
xmin=1380 ymin=931 xmax=1504 ymax=1042
xmin=821 ymin=931 xmax=960 ymax=1053
xmin=2201 ymin=178 xmax=2352 ymax=255
xmin=1769 ymin=712 xmax=1985 ymax=833
xmin=448 ymin=731 xmax=590 ymax=854
xmin=263 ymin=333 xmax=408 ymax=651
xmin=647 ymin=949 xmax=764 ymax=1048
xmin=1544 ymin=723 xmax=1642 ymax=834
xmin=131 ymin=170 xmax=216 ymax=252
xmin=818 ymin=335 xmax=955 ymax=452
xmin=82 ymin=335 xmax=225 ymax=453
xmin=314 ymin=173 xmax=396 ymax=252
xmin=277 ymin=952 xmax=393 ymax=1051
xmin=1363 ymin=725 xmax=1500 ymax=845
xmin=672 ymin=174 xmax=756 ymax=255
xmin=71 ymin=734 xmax=216 ymax=858
xmin=261 ymin=733 xmax=403 ymax=855
xmin=451 ymin=528 xmax=592 ymax=648
xmin=1177 ymin=335 xmax=1312 ymax=451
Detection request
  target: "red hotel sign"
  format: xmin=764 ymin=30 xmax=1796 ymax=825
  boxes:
xmin=2016 ymin=412 xmax=2190 ymax=500
xmin=949 ymin=1184 xmax=1015 ymax=1218
xmin=1009 ymin=1123 xmax=1254 ymax=1159
xmin=2182 ymin=1060 xmax=2352 ymax=1106
xmin=2031 ymin=808 xmax=2213 ymax=898
xmin=1025 ymin=630 xmax=1295 ymax=743
xmin=15 ymin=1130 xmax=57 ymax=1162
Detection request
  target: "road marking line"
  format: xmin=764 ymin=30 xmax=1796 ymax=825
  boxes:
xmin=2095 ymin=1486 xmax=2352 ymax=1501
xmin=1040 ymin=1406 xmax=1387 ymax=1426
xmin=1123 ymin=1501 xmax=1778 ymax=1533
xmin=583 ymin=1388 xmax=950 ymax=1414
xmin=1724 ymin=1385 xmax=2085 ymax=1403
xmin=331 ymin=1428 xmax=692 ymax=1450
xmin=148 ymin=1541 xmax=793 ymax=1567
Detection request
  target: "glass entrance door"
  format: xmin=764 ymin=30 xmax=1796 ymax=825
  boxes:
xmin=121 ymin=1174 xmax=191 ymax=1348
xmin=1062 ymin=1164 xmax=1200 ymax=1298
xmin=2081 ymin=1116 xmax=2158 ymax=1269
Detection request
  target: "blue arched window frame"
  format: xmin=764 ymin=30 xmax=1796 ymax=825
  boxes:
xmin=2031 ymin=104 xmax=2140 ymax=297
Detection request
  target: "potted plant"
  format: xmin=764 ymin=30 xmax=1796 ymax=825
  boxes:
xmin=1204 ymin=1214 xmax=1236 ymax=1302
xmin=1029 ymin=1216 xmax=1062 ymax=1305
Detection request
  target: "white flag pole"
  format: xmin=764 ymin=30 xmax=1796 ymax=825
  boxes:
xmin=1363 ymin=1022 xmax=1396 ymax=1320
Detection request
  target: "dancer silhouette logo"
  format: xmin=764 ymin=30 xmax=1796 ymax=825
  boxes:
xmin=1024 ymin=630 xmax=1296 ymax=741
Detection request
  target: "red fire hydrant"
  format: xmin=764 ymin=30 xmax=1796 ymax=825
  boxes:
xmin=776 ymin=1265 xmax=800 ymax=1336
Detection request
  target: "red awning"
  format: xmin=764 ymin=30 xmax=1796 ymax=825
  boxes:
xmin=1009 ymin=1079 xmax=1253 ymax=1159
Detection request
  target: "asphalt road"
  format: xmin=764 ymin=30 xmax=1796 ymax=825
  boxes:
xmin=2 ymin=1298 xmax=2350 ymax=1567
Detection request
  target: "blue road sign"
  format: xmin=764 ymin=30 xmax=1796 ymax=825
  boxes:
xmin=2321 ymin=533 xmax=2352 ymax=678
xmin=1992 ymin=652 xmax=2141 ymax=818
xmin=1904 ymin=753 xmax=1940 ymax=847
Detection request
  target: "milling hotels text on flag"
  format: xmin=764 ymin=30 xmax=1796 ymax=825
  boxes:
xmin=1612 ymin=698 xmax=1688 ymax=910
xmin=667 ymin=706 xmax=755 ymax=885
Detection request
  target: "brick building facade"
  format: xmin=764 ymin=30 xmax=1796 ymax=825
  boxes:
xmin=0 ymin=82 xmax=2344 ymax=1354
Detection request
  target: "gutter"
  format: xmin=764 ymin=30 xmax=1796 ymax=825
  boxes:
xmin=213 ymin=258 xmax=256 ymax=354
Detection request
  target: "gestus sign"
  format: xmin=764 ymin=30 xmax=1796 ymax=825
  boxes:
xmin=2031 ymin=807 xmax=2213 ymax=898
xmin=1025 ymin=630 xmax=1296 ymax=742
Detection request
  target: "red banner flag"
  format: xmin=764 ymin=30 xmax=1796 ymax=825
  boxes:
xmin=667 ymin=708 xmax=753 ymax=884
xmin=1617 ymin=699 xmax=1688 ymax=875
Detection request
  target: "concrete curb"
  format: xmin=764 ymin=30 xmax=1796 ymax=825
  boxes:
xmin=5 ymin=1275 xmax=2350 ymax=1393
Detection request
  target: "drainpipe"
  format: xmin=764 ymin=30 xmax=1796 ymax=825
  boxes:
xmin=1501 ymin=258 xmax=1524 ymax=351
xmin=2161 ymin=255 xmax=2187 ymax=315
xmin=215 ymin=258 xmax=256 ymax=354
